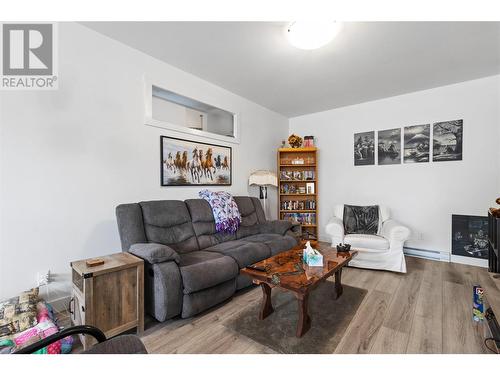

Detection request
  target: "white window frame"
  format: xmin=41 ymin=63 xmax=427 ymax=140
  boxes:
xmin=143 ymin=76 xmax=240 ymax=144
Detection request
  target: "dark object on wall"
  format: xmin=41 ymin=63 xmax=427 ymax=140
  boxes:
xmin=433 ymin=119 xmax=463 ymax=162
xmin=343 ymin=205 xmax=379 ymax=235
xmin=354 ymin=131 xmax=375 ymax=166
xmin=288 ymin=134 xmax=303 ymax=148
xmin=378 ymin=128 xmax=401 ymax=165
xmin=452 ymin=214 xmax=488 ymax=259
xmin=161 ymin=136 xmax=232 ymax=186
xmin=488 ymin=209 xmax=500 ymax=273
xmin=404 ymin=124 xmax=430 ymax=163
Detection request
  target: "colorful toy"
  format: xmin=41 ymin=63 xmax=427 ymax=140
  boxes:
xmin=473 ymin=285 xmax=485 ymax=322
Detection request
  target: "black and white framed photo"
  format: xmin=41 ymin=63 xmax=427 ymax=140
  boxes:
xmin=433 ymin=119 xmax=463 ymax=162
xmin=403 ymin=124 xmax=430 ymax=163
xmin=452 ymin=214 xmax=488 ymax=259
xmin=354 ymin=131 xmax=375 ymax=166
xmin=378 ymin=128 xmax=401 ymax=165
xmin=161 ymin=136 xmax=232 ymax=186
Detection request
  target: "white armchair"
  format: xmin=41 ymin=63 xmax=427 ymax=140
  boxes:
xmin=326 ymin=204 xmax=410 ymax=273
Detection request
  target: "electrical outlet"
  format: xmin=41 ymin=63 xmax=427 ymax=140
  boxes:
xmin=409 ymin=231 xmax=423 ymax=241
xmin=36 ymin=270 xmax=50 ymax=286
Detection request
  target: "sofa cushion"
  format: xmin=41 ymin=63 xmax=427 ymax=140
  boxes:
xmin=185 ymin=199 xmax=237 ymax=249
xmin=242 ymin=233 xmax=298 ymax=256
xmin=178 ymin=251 xmax=238 ymax=294
xmin=205 ymin=240 xmax=271 ymax=268
xmin=181 ymin=279 xmax=236 ymax=318
xmin=140 ymin=200 xmax=199 ymax=254
xmin=234 ymin=196 xmax=262 ymax=239
xmin=344 ymin=234 xmax=389 ymax=251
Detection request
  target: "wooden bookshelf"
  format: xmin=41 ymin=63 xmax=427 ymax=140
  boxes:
xmin=278 ymin=147 xmax=318 ymax=241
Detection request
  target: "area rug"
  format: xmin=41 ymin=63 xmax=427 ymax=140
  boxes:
xmin=224 ymin=282 xmax=367 ymax=354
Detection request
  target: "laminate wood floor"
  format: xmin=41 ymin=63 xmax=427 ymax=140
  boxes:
xmin=63 ymin=253 xmax=494 ymax=354
xmin=140 ymin=255 xmax=494 ymax=354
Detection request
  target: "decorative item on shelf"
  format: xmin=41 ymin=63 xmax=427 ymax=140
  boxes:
xmin=291 ymin=157 xmax=305 ymax=165
xmin=281 ymin=140 xmax=286 ymax=148
xmin=302 ymin=241 xmax=323 ymax=267
xmin=336 ymin=243 xmax=351 ymax=253
xmin=249 ymin=170 xmax=277 ymax=219
xmin=288 ymin=134 xmax=303 ymax=148
xmin=489 ymin=197 xmax=500 ymax=218
xmin=306 ymin=182 xmax=315 ymax=194
xmin=304 ymin=136 xmax=315 ymax=148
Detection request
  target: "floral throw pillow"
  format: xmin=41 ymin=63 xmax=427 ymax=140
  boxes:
xmin=0 ymin=288 xmax=39 ymax=340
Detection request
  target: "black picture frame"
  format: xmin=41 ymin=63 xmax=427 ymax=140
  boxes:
xmin=451 ymin=214 xmax=488 ymax=259
xmin=160 ymin=135 xmax=232 ymax=186
xmin=354 ymin=131 xmax=375 ymax=166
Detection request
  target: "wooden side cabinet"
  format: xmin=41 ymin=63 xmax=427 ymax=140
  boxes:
xmin=70 ymin=252 xmax=144 ymax=350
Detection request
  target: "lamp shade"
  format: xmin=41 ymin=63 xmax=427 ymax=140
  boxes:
xmin=248 ymin=170 xmax=277 ymax=187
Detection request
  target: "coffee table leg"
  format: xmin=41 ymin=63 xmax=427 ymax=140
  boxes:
xmin=259 ymin=283 xmax=274 ymax=320
xmin=296 ymin=293 xmax=311 ymax=337
xmin=334 ymin=268 xmax=343 ymax=299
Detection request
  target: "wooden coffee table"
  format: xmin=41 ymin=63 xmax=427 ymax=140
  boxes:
xmin=241 ymin=242 xmax=357 ymax=337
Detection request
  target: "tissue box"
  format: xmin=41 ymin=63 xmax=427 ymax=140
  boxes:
xmin=303 ymin=250 xmax=324 ymax=267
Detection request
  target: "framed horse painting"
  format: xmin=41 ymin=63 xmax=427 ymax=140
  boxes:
xmin=161 ymin=136 xmax=232 ymax=186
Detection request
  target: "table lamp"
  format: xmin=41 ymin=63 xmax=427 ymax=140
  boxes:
xmin=248 ymin=170 xmax=277 ymax=219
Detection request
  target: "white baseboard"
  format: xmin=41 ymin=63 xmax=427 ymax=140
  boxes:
xmin=404 ymin=247 xmax=449 ymax=262
xmin=450 ymin=254 xmax=488 ymax=268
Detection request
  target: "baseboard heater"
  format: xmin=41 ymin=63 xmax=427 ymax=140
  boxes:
xmin=403 ymin=247 xmax=447 ymax=261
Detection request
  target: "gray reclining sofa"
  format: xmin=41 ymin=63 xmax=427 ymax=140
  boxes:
xmin=116 ymin=196 xmax=301 ymax=321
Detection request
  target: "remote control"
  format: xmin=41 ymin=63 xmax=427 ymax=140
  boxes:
xmin=247 ymin=265 xmax=268 ymax=272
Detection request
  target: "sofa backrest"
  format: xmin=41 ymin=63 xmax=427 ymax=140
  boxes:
xmin=116 ymin=196 xmax=267 ymax=253
xmin=234 ymin=196 xmax=266 ymax=239
xmin=185 ymin=198 xmax=236 ymax=250
xmin=116 ymin=200 xmax=199 ymax=254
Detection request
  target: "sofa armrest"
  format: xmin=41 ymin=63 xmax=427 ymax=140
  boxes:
xmin=325 ymin=216 xmax=345 ymax=243
xmin=380 ymin=219 xmax=411 ymax=243
xmin=128 ymin=242 xmax=180 ymax=264
xmin=260 ymin=220 xmax=297 ymax=236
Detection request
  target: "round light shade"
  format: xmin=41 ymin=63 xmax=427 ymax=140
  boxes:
xmin=248 ymin=170 xmax=277 ymax=187
xmin=286 ymin=21 xmax=342 ymax=50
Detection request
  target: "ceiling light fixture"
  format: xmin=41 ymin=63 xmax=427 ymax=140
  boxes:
xmin=286 ymin=21 xmax=343 ymax=50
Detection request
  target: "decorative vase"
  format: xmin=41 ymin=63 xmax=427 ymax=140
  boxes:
xmin=288 ymin=134 xmax=303 ymax=148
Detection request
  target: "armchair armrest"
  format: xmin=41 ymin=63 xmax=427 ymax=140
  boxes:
xmin=325 ymin=216 xmax=345 ymax=243
xmin=129 ymin=242 xmax=180 ymax=264
xmin=380 ymin=219 xmax=411 ymax=243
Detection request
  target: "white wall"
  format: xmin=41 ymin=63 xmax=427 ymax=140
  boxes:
xmin=290 ymin=75 xmax=500 ymax=263
xmin=0 ymin=22 xmax=288 ymax=301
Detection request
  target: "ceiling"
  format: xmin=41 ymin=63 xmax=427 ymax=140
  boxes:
xmin=82 ymin=22 xmax=500 ymax=117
